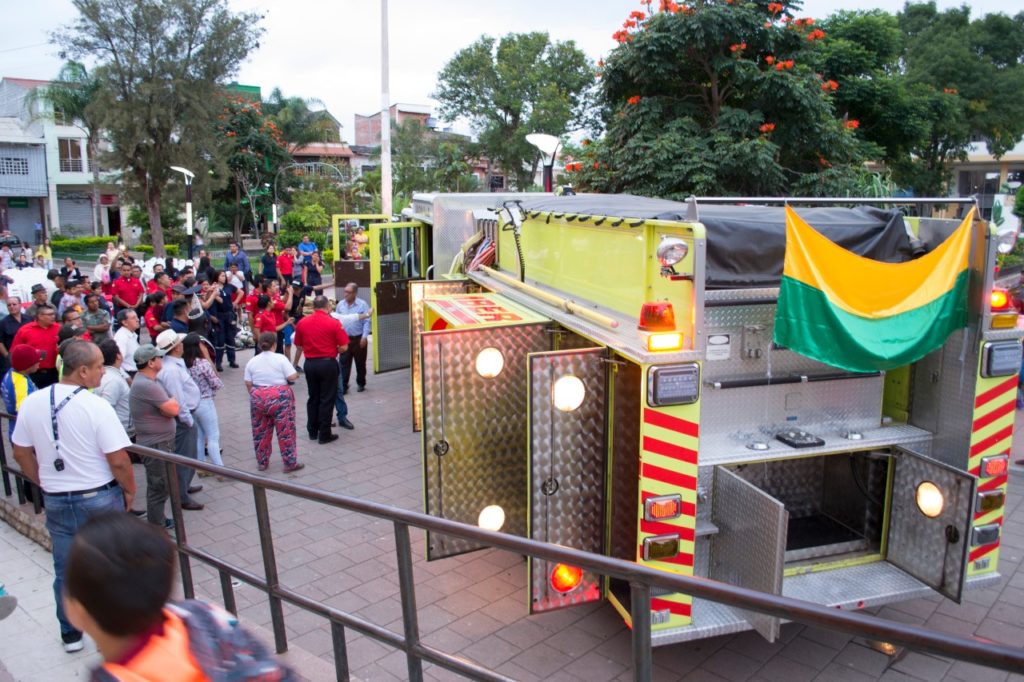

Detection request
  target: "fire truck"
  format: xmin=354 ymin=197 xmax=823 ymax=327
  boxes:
xmin=400 ymin=193 xmax=1019 ymax=644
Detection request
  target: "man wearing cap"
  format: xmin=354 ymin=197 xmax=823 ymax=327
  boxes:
xmin=12 ymin=303 xmax=59 ymax=387
xmin=0 ymin=297 xmax=28 ymax=376
xmin=12 ymin=340 xmax=135 ymax=653
xmin=155 ymin=329 xmax=204 ymax=510
xmin=130 ymin=343 xmax=179 ymax=528
xmin=114 ymin=309 xmax=141 ymax=377
xmin=26 ymin=283 xmax=49 ymax=319
xmin=1 ymin=344 xmax=40 ymax=437
xmin=292 ymin=296 xmax=349 ymax=444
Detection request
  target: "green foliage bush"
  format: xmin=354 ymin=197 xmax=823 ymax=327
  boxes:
xmin=49 ymin=236 xmax=112 ymax=252
xmin=135 ymin=244 xmax=180 ymax=256
xmin=280 ymin=203 xmax=329 ymax=230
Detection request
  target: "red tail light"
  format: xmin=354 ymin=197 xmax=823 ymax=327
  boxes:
xmin=980 ymin=455 xmax=1008 ymax=478
xmin=550 ymin=564 xmax=583 ymax=593
xmin=638 ymin=302 xmax=676 ymax=331
xmin=990 ymin=289 xmax=1010 ymax=311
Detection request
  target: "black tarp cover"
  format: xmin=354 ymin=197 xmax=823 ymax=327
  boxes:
xmin=510 ymin=194 xmax=914 ymax=289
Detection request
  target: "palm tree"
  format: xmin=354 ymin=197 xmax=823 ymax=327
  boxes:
xmin=27 ymin=62 xmax=104 ymax=236
xmin=263 ymin=88 xmax=340 ymax=153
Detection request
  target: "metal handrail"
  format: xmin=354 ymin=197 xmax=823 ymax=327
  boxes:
xmin=3 ymin=428 xmax=1023 ymax=679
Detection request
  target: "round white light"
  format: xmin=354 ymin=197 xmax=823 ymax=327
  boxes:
xmin=478 ymin=505 xmax=506 ymax=531
xmin=552 ymin=375 xmax=586 ymax=412
xmin=656 ymin=237 xmax=689 ymax=267
xmin=915 ymin=481 xmax=944 ymax=518
xmin=475 ymin=347 xmax=504 ymax=378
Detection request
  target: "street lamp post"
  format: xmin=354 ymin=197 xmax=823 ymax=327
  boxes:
xmin=526 ymin=133 xmax=561 ymax=193
xmin=170 ymin=166 xmax=196 ymax=259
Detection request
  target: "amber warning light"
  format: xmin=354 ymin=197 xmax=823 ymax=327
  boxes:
xmin=990 ymin=289 xmax=1011 ymax=311
xmin=638 ymin=302 xmax=676 ymax=332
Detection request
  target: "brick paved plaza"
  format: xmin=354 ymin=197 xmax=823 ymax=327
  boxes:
xmin=2 ymin=342 xmax=1024 ymax=681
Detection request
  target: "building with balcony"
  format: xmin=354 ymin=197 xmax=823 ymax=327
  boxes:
xmin=0 ymin=77 xmax=124 ymax=238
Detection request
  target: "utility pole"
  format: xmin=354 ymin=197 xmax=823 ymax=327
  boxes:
xmin=380 ymin=0 xmax=392 ymax=219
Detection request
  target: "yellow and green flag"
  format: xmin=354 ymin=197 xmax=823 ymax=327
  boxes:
xmin=774 ymin=206 xmax=972 ymax=372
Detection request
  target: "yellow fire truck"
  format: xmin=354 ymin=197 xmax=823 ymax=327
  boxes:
xmin=403 ymin=193 xmax=1020 ymax=644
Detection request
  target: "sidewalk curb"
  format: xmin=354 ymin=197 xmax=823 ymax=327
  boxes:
xmin=0 ymin=496 xmax=49 ymax=552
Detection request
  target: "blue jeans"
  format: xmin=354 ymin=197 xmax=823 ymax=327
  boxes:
xmin=335 ymin=364 xmax=348 ymax=423
xmin=44 ymin=485 xmax=124 ymax=638
xmin=193 ymin=399 xmax=223 ymax=466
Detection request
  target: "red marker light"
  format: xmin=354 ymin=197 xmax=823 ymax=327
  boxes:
xmin=990 ymin=289 xmax=1010 ymax=311
xmin=980 ymin=455 xmax=1008 ymax=478
xmin=550 ymin=564 xmax=583 ymax=593
xmin=639 ymin=302 xmax=676 ymax=331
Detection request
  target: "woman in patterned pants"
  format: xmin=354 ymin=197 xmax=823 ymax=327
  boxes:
xmin=244 ymin=332 xmax=303 ymax=472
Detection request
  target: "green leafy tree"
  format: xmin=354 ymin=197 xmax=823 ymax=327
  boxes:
xmin=571 ymin=2 xmax=879 ymax=198
xmin=280 ymin=203 xmax=329 ymax=230
xmin=435 ymin=32 xmax=594 ymax=190
xmin=54 ymin=0 xmax=263 ymax=256
xmin=216 ymin=96 xmax=291 ymax=239
xmin=27 ymin=61 xmax=104 ymax=235
xmin=433 ymin=141 xmax=477 ymax=192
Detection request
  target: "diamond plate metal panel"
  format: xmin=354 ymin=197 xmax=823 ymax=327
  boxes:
xmin=422 ymin=323 xmax=549 ymax=559
xmin=610 ymin=360 xmax=643 ymax=562
xmin=711 ymin=467 xmax=787 ymax=641
xmin=910 ymin=329 xmax=981 ymax=469
xmin=376 ymin=311 xmax=410 ymax=373
xmin=528 ymin=348 xmax=607 ymax=613
xmin=887 ymin=449 xmax=976 ymax=602
xmin=729 ymin=458 xmax=823 ymax=519
xmin=410 ymin=280 xmax=474 ymax=432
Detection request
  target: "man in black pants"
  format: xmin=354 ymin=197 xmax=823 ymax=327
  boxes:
xmin=292 ymin=296 xmax=349 ymax=444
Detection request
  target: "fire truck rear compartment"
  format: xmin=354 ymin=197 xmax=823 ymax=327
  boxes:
xmin=726 ymin=453 xmax=890 ymax=566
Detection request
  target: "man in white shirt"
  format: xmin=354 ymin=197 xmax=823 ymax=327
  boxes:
xmin=114 ymin=309 xmax=141 ymax=376
xmin=11 ymin=340 xmax=135 ymax=653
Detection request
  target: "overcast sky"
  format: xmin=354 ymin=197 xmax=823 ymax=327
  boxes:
xmin=1 ymin=0 xmax=1013 ymax=142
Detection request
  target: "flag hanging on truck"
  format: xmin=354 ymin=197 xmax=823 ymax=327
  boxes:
xmin=775 ymin=206 xmax=972 ymax=372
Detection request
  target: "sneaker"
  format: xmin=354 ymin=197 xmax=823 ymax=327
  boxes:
xmin=258 ymin=463 xmax=268 ymax=471
xmin=130 ymin=509 xmax=147 ymax=517
xmin=62 ymin=633 xmax=84 ymax=653
xmin=283 ymin=462 xmax=305 ymax=473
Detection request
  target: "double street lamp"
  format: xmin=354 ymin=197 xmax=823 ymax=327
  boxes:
xmin=170 ymin=165 xmax=196 ymax=259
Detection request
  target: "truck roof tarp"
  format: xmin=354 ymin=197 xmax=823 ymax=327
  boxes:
xmin=511 ymin=194 xmax=914 ymax=289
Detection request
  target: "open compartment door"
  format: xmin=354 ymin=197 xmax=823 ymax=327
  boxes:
xmin=527 ymin=348 xmax=607 ymax=613
xmin=369 ymin=221 xmax=428 ymax=373
xmin=711 ymin=467 xmax=787 ymax=642
xmin=887 ymin=448 xmax=976 ymax=603
xmin=421 ymin=323 xmax=549 ymax=560
xmin=410 ymin=280 xmax=472 ymax=432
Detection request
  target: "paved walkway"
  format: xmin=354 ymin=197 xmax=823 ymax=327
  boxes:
xmin=1 ymin=344 xmax=1024 ymax=681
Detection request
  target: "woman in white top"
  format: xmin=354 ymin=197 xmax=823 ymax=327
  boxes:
xmin=244 ymin=332 xmax=302 ymax=473
xmin=93 ymin=255 xmax=112 ymax=286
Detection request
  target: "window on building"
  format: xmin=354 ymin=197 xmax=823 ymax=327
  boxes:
xmin=0 ymin=157 xmax=29 ymax=175
xmin=53 ymin=109 xmax=70 ymax=126
xmin=58 ymin=138 xmax=83 ymax=172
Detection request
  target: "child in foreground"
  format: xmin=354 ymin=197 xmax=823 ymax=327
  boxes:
xmin=63 ymin=512 xmax=293 ymax=681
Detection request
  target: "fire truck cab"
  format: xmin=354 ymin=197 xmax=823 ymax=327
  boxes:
xmin=405 ymin=193 xmax=1019 ymax=644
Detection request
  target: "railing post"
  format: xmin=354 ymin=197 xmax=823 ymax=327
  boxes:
xmin=331 ymin=620 xmax=350 ymax=682
xmin=253 ymin=486 xmax=288 ymax=654
xmin=630 ymin=583 xmax=652 ymax=682
xmin=0 ymin=428 xmax=13 ymax=497
xmin=393 ymin=522 xmax=423 ymax=682
xmin=219 ymin=570 xmax=237 ymax=616
xmin=165 ymin=460 xmax=194 ymax=598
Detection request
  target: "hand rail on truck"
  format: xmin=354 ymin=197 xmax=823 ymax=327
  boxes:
xmin=2 ymin=420 xmax=1023 ymax=681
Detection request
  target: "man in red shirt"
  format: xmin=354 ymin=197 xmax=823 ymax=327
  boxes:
xmin=11 ymin=303 xmax=60 ymax=387
xmin=276 ymin=246 xmax=294 ymax=286
xmin=293 ymin=296 xmax=349 ymax=444
xmin=111 ymin=263 xmax=144 ymax=322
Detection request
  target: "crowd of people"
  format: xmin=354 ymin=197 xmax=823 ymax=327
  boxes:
xmin=2 ymin=234 xmax=373 ymax=659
